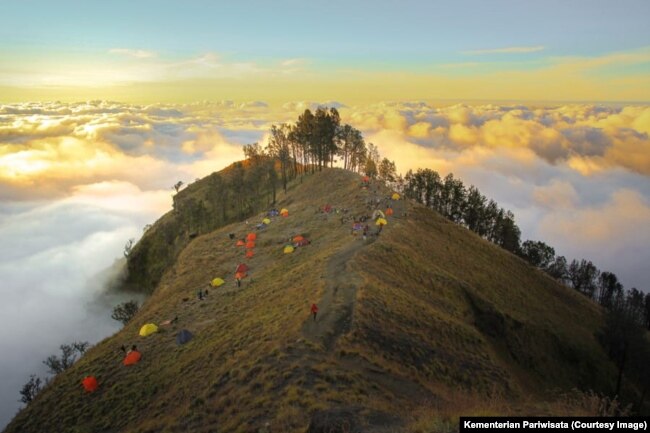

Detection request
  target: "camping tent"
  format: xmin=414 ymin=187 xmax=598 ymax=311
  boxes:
xmin=246 ymin=241 xmax=255 ymax=249
xmin=235 ymin=272 xmax=247 ymax=280
xmin=372 ymin=210 xmax=385 ymax=220
xmin=375 ymin=218 xmax=388 ymax=226
xmin=262 ymin=218 xmax=271 ymax=224
xmin=123 ymin=351 xmax=142 ymax=366
xmin=211 ymin=278 xmax=225 ymax=287
xmin=236 ymin=240 xmax=245 ymax=247
xmin=82 ymin=376 xmax=98 ymax=392
xmin=235 ymin=263 xmax=250 ymax=273
xmin=139 ymin=323 xmax=158 ymax=337
xmin=362 ymin=176 xmax=369 ymax=182
xmin=246 ymin=250 xmax=254 ymax=258
xmin=176 ymin=329 xmax=193 ymax=345
xmin=280 ymin=208 xmax=289 ymax=217
xmin=246 ymin=233 xmax=257 ymax=241
xmin=284 ymin=245 xmax=294 ymax=254
xmin=386 ymin=207 xmax=394 ymax=216
xmin=293 ymin=235 xmax=305 ymax=243
xmin=392 ymin=193 xmax=400 ymax=200
xmin=323 ymin=204 xmax=332 ymax=213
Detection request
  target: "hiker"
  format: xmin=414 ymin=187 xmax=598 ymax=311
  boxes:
xmin=120 ymin=345 xmax=126 ymax=353
xmin=229 ymin=233 xmax=235 ymax=240
xmin=310 ymin=303 xmax=319 ymax=321
xmin=236 ymin=278 xmax=241 ymax=288
xmin=363 ymin=224 xmax=369 ymax=240
xmin=197 ymin=289 xmax=204 ymax=300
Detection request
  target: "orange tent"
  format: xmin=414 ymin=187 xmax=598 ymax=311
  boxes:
xmin=293 ymin=235 xmax=305 ymax=243
xmin=386 ymin=208 xmax=394 ymax=216
xmin=82 ymin=376 xmax=98 ymax=392
xmin=246 ymin=241 xmax=255 ymax=249
xmin=245 ymin=250 xmax=254 ymax=258
xmin=235 ymin=272 xmax=247 ymax=280
xmin=235 ymin=263 xmax=250 ymax=273
xmin=236 ymin=240 xmax=245 ymax=247
xmin=362 ymin=176 xmax=369 ymax=182
xmin=123 ymin=351 xmax=142 ymax=366
xmin=246 ymin=233 xmax=257 ymax=241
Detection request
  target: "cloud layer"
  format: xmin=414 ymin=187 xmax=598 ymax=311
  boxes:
xmin=0 ymin=100 xmax=649 ymax=427
xmin=341 ymin=102 xmax=650 ymax=289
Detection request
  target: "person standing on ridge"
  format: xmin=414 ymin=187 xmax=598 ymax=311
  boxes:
xmin=310 ymin=303 xmax=319 ymax=321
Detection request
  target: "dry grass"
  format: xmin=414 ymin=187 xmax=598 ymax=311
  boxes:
xmin=6 ymin=168 xmax=621 ymax=433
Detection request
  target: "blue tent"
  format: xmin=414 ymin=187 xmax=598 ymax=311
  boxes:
xmin=176 ymin=329 xmax=193 ymax=345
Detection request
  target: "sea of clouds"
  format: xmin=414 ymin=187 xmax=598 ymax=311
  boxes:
xmin=0 ymin=100 xmax=648 ymax=427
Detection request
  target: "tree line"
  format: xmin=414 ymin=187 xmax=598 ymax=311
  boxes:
xmin=262 ymin=107 xmax=398 ymax=191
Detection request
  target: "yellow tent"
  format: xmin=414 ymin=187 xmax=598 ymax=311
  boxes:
xmin=211 ymin=278 xmax=225 ymax=287
xmin=375 ymin=218 xmax=388 ymax=226
xmin=391 ymin=193 xmax=400 ymax=200
xmin=262 ymin=218 xmax=271 ymax=224
xmin=280 ymin=208 xmax=289 ymax=216
xmin=139 ymin=323 xmax=158 ymax=337
xmin=283 ymin=245 xmax=294 ymax=254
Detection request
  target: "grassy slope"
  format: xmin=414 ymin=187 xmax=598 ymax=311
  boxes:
xmin=5 ymin=169 xmax=616 ymax=433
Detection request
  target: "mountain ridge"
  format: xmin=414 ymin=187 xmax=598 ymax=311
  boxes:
xmin=5 ymin=167 xmax=620 ymax=433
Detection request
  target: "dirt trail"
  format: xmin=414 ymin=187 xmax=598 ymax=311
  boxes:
xmin=301 ymin=236 xmax=368 ymax=350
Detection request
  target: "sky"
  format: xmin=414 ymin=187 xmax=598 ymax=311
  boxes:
xmin=0 ymin=0 xmax=649 ymax=428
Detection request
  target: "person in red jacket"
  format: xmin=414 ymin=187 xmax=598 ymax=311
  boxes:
xmin=310 ymin=303 xmax=318 ymax=321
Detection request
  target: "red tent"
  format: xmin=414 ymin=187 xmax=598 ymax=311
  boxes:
xmin=323 ymin=204 xmax=332 ymax=213
xmin=246 ymin=250 xmax=254 ymax=258
xmin=293 ymin=235 xmax=305 ymax=243
xmin=235 ymin=272 xmax=247 ymax=280
xmin=235 ymin=263 xmax=250 ymax=273
xmin=246 ymin=233 xmax=257 ymax=241
xmin=123 ymin=351 xmax=142 ymax=366
xmin=236 ymin=240 xmax=245 ymax=247
xmin=82 ymin=376 xmax=98 ymax=392
xmin=386 ymin=208 xmax=394 ymax=216
xmin=245 ymin=241 xmax=255 ymax=249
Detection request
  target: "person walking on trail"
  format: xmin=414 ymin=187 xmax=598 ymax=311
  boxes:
xmin=236 ymin=277 xmax=242 ymax=288
xmin=310 ymin=303 xmax=319 ymax=321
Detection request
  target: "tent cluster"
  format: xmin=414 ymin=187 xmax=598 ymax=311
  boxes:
xmin=267 ymin=208 xmax=289 ymax=218
xmin=284 ymin=234 xmax=310 ymax=254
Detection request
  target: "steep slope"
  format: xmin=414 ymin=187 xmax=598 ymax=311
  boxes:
xmin=5 ymin=168 xmax=617 ymax=433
